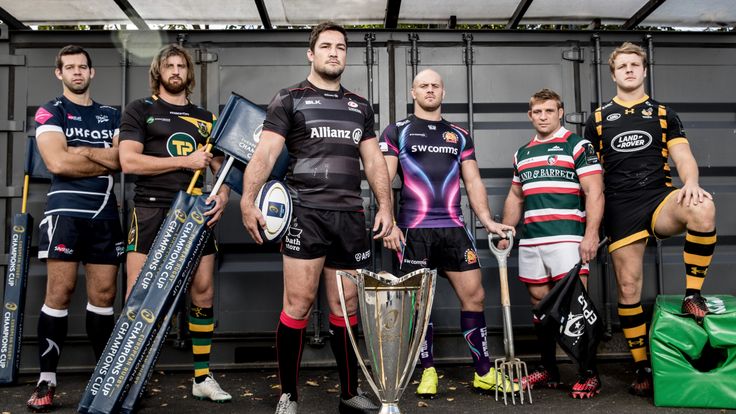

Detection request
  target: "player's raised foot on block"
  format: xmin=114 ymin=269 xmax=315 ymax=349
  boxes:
xmin=473 ymin=367 xmax=520 ymax=394
xmin=629 ymin=366 xmax=653 ymax=397
xmin=682 ymin=293 xmax=709 ymax=322
xmin=192 ymin=373 xmax=232 ymax=403
xmin=416 ymin=366 xmax=438 ymax=398
xmin=517 ymin=365 xmax=561 ymax=390
xmin=570 ymin=371 xmax=601 ymax=399
xmin=338 ymin=388 xmax=379 ymax=414
xmin=275 ymin=393 xmax=297 ymax=414
xmin=27 ymin=380 xmax=56 ymax=412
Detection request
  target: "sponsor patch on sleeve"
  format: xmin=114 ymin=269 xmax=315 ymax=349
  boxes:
xmin=35 ymin=107 xmax=54 ymax=125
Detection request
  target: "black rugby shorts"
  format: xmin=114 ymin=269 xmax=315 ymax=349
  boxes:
xmin=605 ymin=186 xmax=678 ymax=252
xmin=38 ymin=215 xmax=125 ymax=264
xmin=397 ymin=227 xmax=480 ymax=275
xmin=281 ymin=205 xmax=370 ymax=269
xmin=127 ymin=206 xmax=217 ymax=256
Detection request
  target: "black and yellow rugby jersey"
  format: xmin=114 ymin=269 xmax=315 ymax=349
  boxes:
xmin=584 ymin=95 xmax=687 ymax=194
xmin=120 ymin=96 xmax=217 ymax=207
xmin=263 ymin=79 xmax=376 ymax=211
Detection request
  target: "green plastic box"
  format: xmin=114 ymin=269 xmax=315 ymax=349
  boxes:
xmin=650 ymin=295 xmax=736 ymax=408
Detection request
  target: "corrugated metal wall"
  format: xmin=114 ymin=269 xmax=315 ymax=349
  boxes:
xmin=2 ymin=28 xmax=735 ymax=370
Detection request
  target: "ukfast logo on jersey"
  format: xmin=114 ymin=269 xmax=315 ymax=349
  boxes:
xmin=166 ymin=132 xmax=198 ymax=156
xmin=65 ymin=128 xmax=115 ymax=140
xmin=611 ymin=130 xmax=652 ymax=152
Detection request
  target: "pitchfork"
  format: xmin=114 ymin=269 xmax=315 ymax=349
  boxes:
xmin=489 ymin=230 xmax=532 ymax=405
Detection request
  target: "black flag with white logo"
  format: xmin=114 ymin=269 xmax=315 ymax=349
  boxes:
xmin=532 ymin=263 xmax=603 ymax=370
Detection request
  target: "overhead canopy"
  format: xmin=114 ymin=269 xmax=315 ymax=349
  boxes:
xmin=0 ymin=0 xmax=734 ymax=30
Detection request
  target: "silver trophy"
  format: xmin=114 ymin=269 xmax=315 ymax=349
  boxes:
xmin=336 ymin=268 xmax=437 ymax=414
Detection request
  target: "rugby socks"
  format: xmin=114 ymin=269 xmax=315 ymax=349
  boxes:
xmin=460 ymin=311 xmax=491 ymax=376
xmin=277 ymin=311 xmax=307 ymax=402
xmin=684 ymin=229 xmax=717 ymax=296
xmin=532 ymin=315 xmax=558 ymax=375
xmin=329 ymin=313 xmax=359 ymax=400
xmin=85 ymin=303 xmax=114 ymax=361
xmin=189 ymin=306 xmax=214 ymax=384
xmin=38 ymin=305 xmax=68 ymax=386
xmin=618 ymin=302 xmax=649 ymax=368
xmin=419 ymin=321 xmax=435 ymax=369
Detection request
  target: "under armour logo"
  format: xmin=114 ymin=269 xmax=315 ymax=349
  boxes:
xmin=41 ymin=339 xmax=60 ymax=358
xmin=624 ymin=108 xmax=635 ymax=115
xmin=690 ymin=266 xmax=708 ymax=276
xmin=627 ymin=338 xmax=645 ymax=347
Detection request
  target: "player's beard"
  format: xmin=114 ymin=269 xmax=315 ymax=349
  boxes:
xmin=416 ymin=97 xmax=441 ymax=113
xmin=63 ymin=78 xmax=90 ymax=95
xmin=314 ymin=62 xmax=344 ymax=81
xmin=161 ymin=76 xmax=188 ymax=95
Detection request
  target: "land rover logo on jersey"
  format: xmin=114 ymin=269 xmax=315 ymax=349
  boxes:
xmin=548 ymin=155 xmax=558 ymax=165
xmin=253 ymin=124 xmax=263 ymax=144
xmin=146 ymin=116 xmax=155 ymax=124
xmin=606 ymin=113 xmax=621 ymax=121
xmin=352 ymin=128 xmax=362 ymax=144
xmin=140 ymin=308 xmax=155 ymax=324
xmin=167 ymin=133 xmax=197 ymax=156
xmin=4 ymin=302 xmax=17 ymax=311
xmin=611 ymin=130 xmax=653 ymax=152
xmin=443 ymin=131 xmax=458 ymax=144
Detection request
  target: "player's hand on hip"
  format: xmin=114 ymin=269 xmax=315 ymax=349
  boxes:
xmin=579 ymin=234 xmax=599 ymax=264
xmin=186 ymin=146 xmax=213 ymax=170
xmin=383 ymin=226 xmax=405 ymax=251
xmin=240 ymin=201 xmax=266 ymax=244
xmin=373 ymin=207 xmax=394 ymax=239
xmin=204 ymin=192 xmax=229 ymax=228
xmin=677 ymin=182 xmax=712 ymax=207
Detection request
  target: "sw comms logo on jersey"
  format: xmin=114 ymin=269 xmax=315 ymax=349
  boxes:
xmin=167 ymin=132 xmax=198 ymax=157
xmin=443 ymin=131 xmax=458 ymax=144
xmin=611 ymin=130 xmax=652 ymax=153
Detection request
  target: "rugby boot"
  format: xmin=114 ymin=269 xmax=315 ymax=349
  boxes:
xmin=192 ymin=373 xmax=232 ymax=403
xmin=517 ymin=365 xmax=561 ymax=390
xmin=275 ymin=393 xmax=297 ymax=414
xmin=629 ymin=366 xmax=653 ymax=397
xmin=473 ymin=367 xmax=519 ymax=394
xmin=27 ymin=380 xmax=56 ymax=412
xmin=682 ymin=294 xmax=709 ymax=322
xmin=570 ymin=371 xmax=601 ymax=399
xmin=338 ymin=388 xmax=379 ymax=414
xmin=416 ymin=367 xmax=438 ymax=398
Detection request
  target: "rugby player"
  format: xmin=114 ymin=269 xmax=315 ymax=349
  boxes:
xmin=584 ymin=42 xmax=716 ymax=396
xmin=119 ymin=44 xmax=232 ymax=403
xmin=28 ymin=45 xmax=125 ymax=411
xmin=499 ymin=88 xmax=604 ymax=398
xmin=240 ymin=22 xmax=393 ymax=414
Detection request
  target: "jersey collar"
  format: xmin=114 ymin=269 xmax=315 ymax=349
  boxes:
xmin=613 ymin=94 xmax=649 ymax=108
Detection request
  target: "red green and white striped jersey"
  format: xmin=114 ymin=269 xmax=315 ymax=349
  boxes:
xmin=511 ymin=127 xmax=602 ymax=246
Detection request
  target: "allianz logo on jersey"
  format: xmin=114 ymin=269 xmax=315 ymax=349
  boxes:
xmin=65 ymin=128 xmax=115 ymax=140
xmin=310 ymin=127 xmax=363 ymax=144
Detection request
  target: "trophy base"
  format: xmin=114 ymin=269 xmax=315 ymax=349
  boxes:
xmin=378 ymin=403 xmax=401 ymax=414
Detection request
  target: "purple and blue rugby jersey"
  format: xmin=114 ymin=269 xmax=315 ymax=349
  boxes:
xmin=379 ymin=115 xmax=476 ymax=228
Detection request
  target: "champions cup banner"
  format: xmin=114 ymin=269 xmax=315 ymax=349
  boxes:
xmin=0 ymin=213 xmax=33 ymax=384
xmin=85 ymin=195 xmax=212 ymax=414
xmin=78 ymin=192 xmax=197 ymax=413
xmin=213 ymin=93 xmax=289 ymax=195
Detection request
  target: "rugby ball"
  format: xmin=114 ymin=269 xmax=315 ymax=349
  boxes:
xmin=255 ymin=180 xmax=292 ymax=242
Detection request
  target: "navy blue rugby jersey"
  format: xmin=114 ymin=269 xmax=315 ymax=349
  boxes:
xmin=34 ymin=96 xmax=120 ymax=220
xmin=263 ymin=80 xmax=376 ymax=211
xmin=379 ymin=115 xmax=476 ymax=228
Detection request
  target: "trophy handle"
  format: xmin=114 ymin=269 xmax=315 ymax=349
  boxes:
xmin=335 ymin=270 xmax=384 ymax=401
